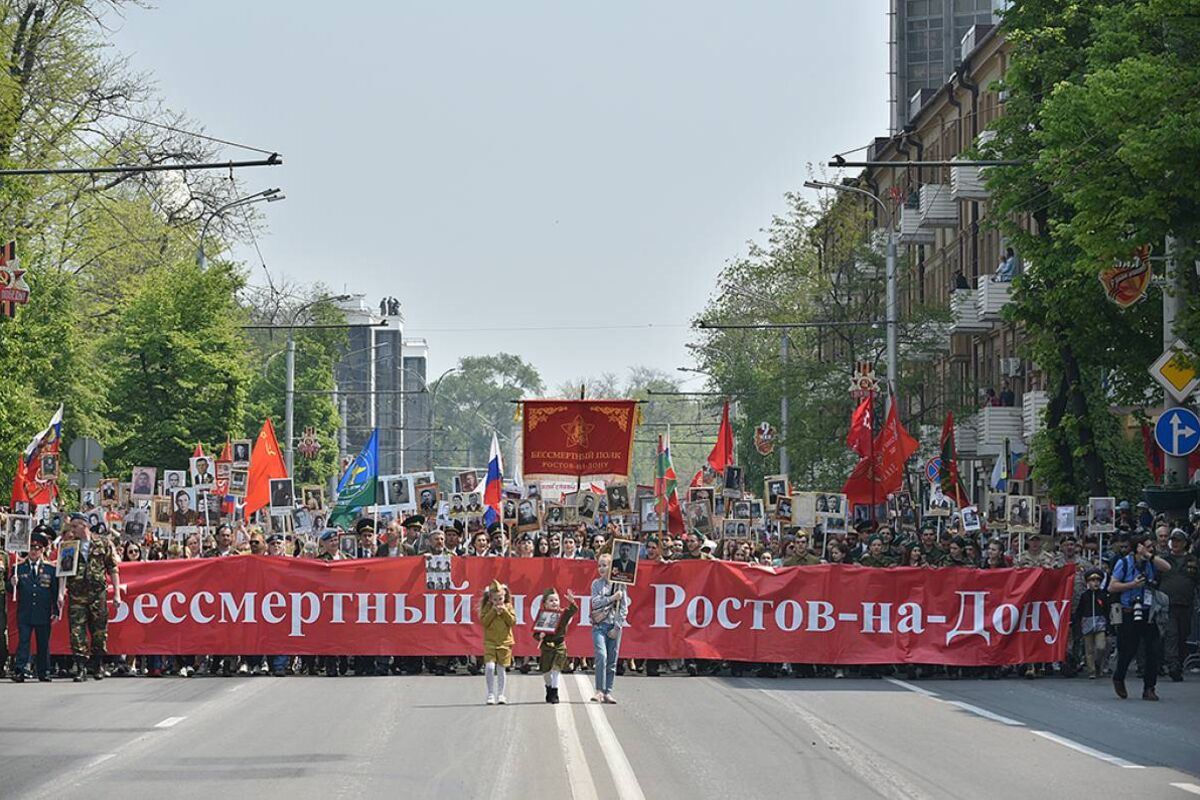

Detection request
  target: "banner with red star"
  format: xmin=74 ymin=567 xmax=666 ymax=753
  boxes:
xmin=520 ymin=400 xmax=639 ymax=480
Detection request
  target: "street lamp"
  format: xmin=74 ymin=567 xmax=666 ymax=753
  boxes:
xmin=197 ymin=188 xmax=285 ymax=269
xmin=286 ymin=293 xmax=352 ymax=474
xmin=804 ymin=180 xmax=898 ymax=398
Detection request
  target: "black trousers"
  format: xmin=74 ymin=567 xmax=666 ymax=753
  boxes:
xmin=1165 ymin=605 xmax=1193 ymax=675
xmin=16 ymin=622 xmax=51 ymax=678
xmin=1114 ymin=608 xmax=1160 ymax=690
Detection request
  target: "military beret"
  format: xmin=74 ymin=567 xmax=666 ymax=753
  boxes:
xmin=867 ymin=534 xmax=883 ymax=546
xmin=402 ymin=515 xmax=425 ymax=528
xmin=645 ymin=535 xmax=660 ymax=545
xmin=318 ymin=529 xmax=338 ymax=542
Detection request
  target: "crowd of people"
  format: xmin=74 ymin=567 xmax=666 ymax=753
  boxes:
xmin=0 ymin=498 xmax=1197 ymax=705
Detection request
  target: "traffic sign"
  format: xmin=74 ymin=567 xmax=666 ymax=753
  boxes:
xmin=68 ymin=436 xmax=103 ymax=469
xmin=925 ymin=457 xmax=942 ymax=484
xmin=1155 ymin=407 xmax=1200 ymax=458
xmin=1150 ymin=341 xmax=1200 ymax=403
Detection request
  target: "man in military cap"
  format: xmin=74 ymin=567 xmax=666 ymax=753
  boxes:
xmin=402 ymin=515 xmax=426 ymax=555
xmin=354 ymin=519 xmax=378 ymax=560
xmin=1162 ymin=528 xmax=1199 ymax=682
xmin=782 ymin=531 xmax=821 ymax=567
xmin=1014 ymin=531 xmax=1063 ymax=569
xmin=11 ymin=527 xmax=60 ymax=682
xmin=64 ymin=513 xmax=120 ymax=682
xmin=316 ymin=529 xmax=347 ymax=676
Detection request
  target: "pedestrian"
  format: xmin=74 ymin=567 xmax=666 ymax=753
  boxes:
xmin=1160 ymin=528 xmax=1198 ymax=682
xmin=64 ymin=514 xmax=121 ymax=682
xmin=589 ymin=553 xmax=629 ymax=703
xmin=1108 ymin=532 xmax=1171 ymax=700
xmin=534 ymin=587 xmax=578 ymax=704
xmin=1074 ymin=568 xmax=1109 ymax=679
xmin=10 ymin=527 xmax=59 ymax=682
xmin=315 ymin=529 xmax=346 ymax=677
xmin=0 ymin=541 xmax=10 ymax=678
xmin=480 ymin=579 xmax=515 ymax=705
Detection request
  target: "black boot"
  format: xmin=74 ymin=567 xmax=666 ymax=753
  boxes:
xmin=550 ymin=687 xmax=560 ymax=704
xmin=90 ymin=654 xmax=105 ymax=680
xmin=73 ymin=656 xmax=88 ymax=682
xmin=545 ymin=684 xmax=553 ymax=703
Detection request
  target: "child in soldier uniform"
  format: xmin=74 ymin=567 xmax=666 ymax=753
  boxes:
xmin=480 ymin=579 xmax=516 ymax=705
xmin=534 ymin=588 xmax=578 ymax=704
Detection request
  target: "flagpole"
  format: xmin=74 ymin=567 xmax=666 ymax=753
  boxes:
xmin=869 ymin=389 xmax=877 ymax=528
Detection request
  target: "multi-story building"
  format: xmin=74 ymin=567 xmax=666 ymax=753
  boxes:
xmin=890 ymin=0 xmax=1008 ymax=132
xmin=334 ymin=296 xmax=430 ymax=476
xmin=825 ymin=23 xmax=1045 ymax=502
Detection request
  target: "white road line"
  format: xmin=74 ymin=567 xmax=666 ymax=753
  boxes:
xmin=154 ymin=716 xmax=186 ymax=729
xmin=82 ymin=752 xmax=117 ymax=769
xmin=883 ymin=677 xmax=940 ymax=698
xmin=944 ymin=701 xmax=1024 ymax=726
xmin=572 ymin=674 xmax=646 ymax=800
xmin=556 ymin=679 xmax=600 ymax=800
xmin=1170 ymin=783 xmax=1200 ymax=796
xmin=1031 ymin=731 xmax=1144 ymax=769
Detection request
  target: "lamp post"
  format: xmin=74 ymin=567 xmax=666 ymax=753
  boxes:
xmin=286 ymin=294 xmax=352 ymax=475
xmin=196 ymin=188 xmax=284 ymax=269
xmin=804 ymin=180 xmax=898 ymax=397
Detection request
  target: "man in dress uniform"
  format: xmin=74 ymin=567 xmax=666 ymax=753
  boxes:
xmin=11 ymin=527 xmax=60 ymax=682
xmin=64 ymin=514 xmax=120 ymax=682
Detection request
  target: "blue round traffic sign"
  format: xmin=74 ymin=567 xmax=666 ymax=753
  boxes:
xmin=1155 ymin=407 xmax=1200 ymax=458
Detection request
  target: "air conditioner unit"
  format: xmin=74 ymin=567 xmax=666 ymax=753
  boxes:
xmin=1001 ymin=358 xmax=1023 ymax=377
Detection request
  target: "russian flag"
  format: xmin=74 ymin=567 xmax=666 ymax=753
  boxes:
xmin=482 ymin=432 xmax=504 ymax=527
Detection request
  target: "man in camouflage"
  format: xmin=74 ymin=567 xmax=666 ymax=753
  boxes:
xmin=64 ymin=514 xmax=120 ymax=682
xmin=858 ymin=535 xmax=894 ymax=568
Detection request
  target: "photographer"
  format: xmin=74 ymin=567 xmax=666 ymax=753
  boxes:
xmin=1108 ymin=532 xmax=1170 ymax=700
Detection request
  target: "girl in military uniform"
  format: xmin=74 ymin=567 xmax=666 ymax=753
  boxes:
xmin=533 ymin=588 xmax=577 ymax=704
xmin=479 ymin=579 xmax=515 ymax=705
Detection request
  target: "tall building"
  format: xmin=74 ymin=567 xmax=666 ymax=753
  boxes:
xmin=333 ymin=296 xmax=430 ymax=476
xmin=890 ymin=0 xmax=1007 ymax=132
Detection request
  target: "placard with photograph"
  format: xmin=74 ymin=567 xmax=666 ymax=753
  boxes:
xmin=543 ymin=502 xmax=565 ymax=527
xmin=606 ymin=483 xmax=631 ymax=514
xmin=196 ymin=489 xmax=222 ymax=525
xmin=683 ymin=500 xmax=713 ymax=535
xmin=269 ymin=478 xmax=295 ymax=513
xmin=577 ymin=492 xmax=599 ymax=521
xmin=169 ymin=488 xmax=196 ymax=527
xmin=190 ymin=456 xmax=216 ymax=487
xmin=791 ymin=493 xmax=818 ymax=529
xmin=56 ymin=539 xmax=80 ymax=577
xmin=152 ymin=496 xmax=172 ymax=527
xmin=457 ymin=470 xmax=479 ymax=494
xmin=123 ymin=507 xmax=149 ymax=541
xmin=732 ymin=500 xmax=752 ymax=520
xmin=609 ymin=538 xmax=640 ymax=586
xmin=763 ymin=475 xmax=788 ymax=511
xmin=5 ymin=514 xmax=32 ymax=552
xmin=229 ymin=468 xmax=248 ymax=498
xmin=1005 ymin=495 xmax=1037 ymax=533
xmin=722 ymin=519 xmax=753 ymax=540
xmin=516 ymin=498 xmax=541 ymax=532
xmin=464 ymin=492 xmax=484 ymax=517
xmin=1087 ymin=496 xmax=1115 ymax=533
xmin=502 ymin=497 xmax=518 ymax=524
xmin=301 ymin=485 xmax=325 ymax=510
xmin=722 ymin=465 xmax=745 ymax=499
xmin=533 ymin=608 xmax=562 ymax=634
xmin=424 ymin=553 xmax=453 ymax=591
xmin=960 ymin=505 xmax=982 ymax=532
xmin=638 ymin=497 xmax=661 ymax=533
xmin=524 ymin=482 xmax=542 ymax=501
xmin=687 ymin=487 xmax=715 ymax=514
xmin=416 ymin=483 xmax=438 ymax=515
xmin=775 ymin=495 xmax=793 ymax=521
xmin=985 ymin=491 xmax=1006 ymax=528
xmin=231 ymin=439 xmax=252 ymax=468
xmin=162 ymin=469 xmax=188 ymax=494
xmin=818 ymin=494 xmax=848 ymax=534
xmin=99 ymin=478 xmax=120 ymax=509
xmin=130 ymin=466 xmax=157 ymax=501
xmin=1055 ymin=505 xmax=1077 ymax=534
xmin=381 ymin=474 xmax=413 ymax=508
xmin=339 ymin=534 xmax=358 ymax=559
xmin=926 ymin=485 xmax=954 ymax=518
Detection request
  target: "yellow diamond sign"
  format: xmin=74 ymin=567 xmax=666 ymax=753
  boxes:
xmin=1150 ymin=341 xmax=1200 ymax=403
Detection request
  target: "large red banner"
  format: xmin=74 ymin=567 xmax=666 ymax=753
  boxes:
xmin=15 ymin=557 xmax=1074 ymax=665
xmin=521 ymin=400 xmax=638 ymax=478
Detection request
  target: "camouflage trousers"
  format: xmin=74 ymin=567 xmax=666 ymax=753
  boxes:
xmin=68 ymin=591 xmax=108 ymax=658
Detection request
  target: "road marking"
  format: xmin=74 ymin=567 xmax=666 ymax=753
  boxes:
xmin=883 ymin=677 xmax=939 ymax=698
xmin=1170 ymin=783 xmax=1200 ymax=796
xmin=154 ymin=716 xmax=186 ymax=728
xmin=572 ymin=674 xmax=646 ymax=800
xmin=944 ymin=701 xmax=1024 ymax=726
xmin=556 ymin=679 xmax=599 ymax=800
xmin=1031 ymin=730 xmax=1144 ymax=769
xmin=83 ymin=752 xmax=117 ymax=769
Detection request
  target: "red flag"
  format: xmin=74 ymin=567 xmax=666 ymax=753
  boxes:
xmin=707 ymin=400 xmax=734 ymax=474
xmin=846 ymin=395 xmax=874 ymax=458
xmin=689 ymin=469 xmax=704 ymax=488
xmin=244 ymin=419 xmax=288 ymax=516
xmin=11 ymin=458 xmax=29 ymax=504
xmin=192 ymin=442 xmax=206 ymax=458
xmin=1140 ymin=424 xmax=1163 ymax=483
xmin=939 ymin=411 xmax=970 ymax=506
xmin=218 ymin=438 xmax=232 ymax=463
xmin=842 ymin=400 xmax=918 ymax=509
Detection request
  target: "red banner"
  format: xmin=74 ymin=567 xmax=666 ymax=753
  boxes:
xmin=521 ymin=400 xmax=637 ymax=478
xmin=16 ymin=557 xmax=1073 ymax=665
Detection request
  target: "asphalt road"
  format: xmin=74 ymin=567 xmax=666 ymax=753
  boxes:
xmin=1 ymin=671 xmax=1198 ymax=799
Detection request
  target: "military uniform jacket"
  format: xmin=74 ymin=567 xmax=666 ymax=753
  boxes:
xmin=783 ymin=553 xmax=821 ymax=567
xmin=15 ymin=559 xmax=59 ymax=625
xmin=858 ymin=554 xmax=893 ymax=568
xmin=65 ymin=536 xmax=117 ymax=595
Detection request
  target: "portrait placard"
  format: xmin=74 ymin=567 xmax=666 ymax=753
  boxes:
xmin=231 ymin=439 xmax=252 ymax=468
xmin=130 ymin=466 xmax=157 ymax=501
xmin=960 ymin=505 xmax=982 ymax=532
xmin=791 ymin=493 xmax=818 ymax=529
xmin=609 ymin=538 xmax=640 ymax=586
xmin=722 ymin=519 xmax=753 ymax=540
xmin=269 ymin=478 xmax=295 ymax=513
xmin=763 ymin=475 xmax=788 ymax=511
xmin=190 ymin=456 xmax=216 ymax=487
xmin=533 ymin=610 xmax=562 ymax=634
xmin=5 ymin=514 xmax=32 ymax=552
xmin=606 ymin=483 xmax=631 ymax=514
xmin=1006 ymin=495 xmax=1037 ymax=533
xmin=1055 ymin=505 xmax=1077 ymax=534
xmin=301 ymin=485 xmax=325 ymax=511
xmin=516 ymin=498 xmax=541 ymax=532
xmin=229 ymin=468 xmax=248 ymax=498
xmin=1087 ymin=497 xmax=1115 ymax=533
xmin=56 ymin=539 xmax=79 ymax=577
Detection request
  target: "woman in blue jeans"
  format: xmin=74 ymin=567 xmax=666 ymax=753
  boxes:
xmin=590 ymin=553 xmax=629 ymax=703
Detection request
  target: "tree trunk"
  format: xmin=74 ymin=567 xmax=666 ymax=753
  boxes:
xmin=1043 ymin=369 xmax=1076 ymax=500
xmin=1060 ymin=338 xmax=1108 ymax=496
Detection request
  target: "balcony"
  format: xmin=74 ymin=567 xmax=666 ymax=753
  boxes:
xmin=955 ymin=416 xmax=980 ymax=459
xmin=919 ymin=183 xmax=958 ymax=228
xmin=951 ymin=288 xmax=990 ymax=334
xmin=898 ymin=203 xmax=934 ymax=245
xmin=1022 ymin=390 xmax=1049 ymax=442
xmin=951 ymin=156 xmax=989 ymax=201
xmin=975 ymin=275 xmax=1012 ymax=322
xmin=973 ymin=405 xmax=1024 ymax=457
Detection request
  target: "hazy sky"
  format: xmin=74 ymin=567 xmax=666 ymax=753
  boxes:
xmin=112 ymin=2 xmax=887 ymax=391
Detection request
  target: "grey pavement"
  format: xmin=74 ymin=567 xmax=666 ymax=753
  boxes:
xmin=0 ymin=671 xmax=1197 ymax=799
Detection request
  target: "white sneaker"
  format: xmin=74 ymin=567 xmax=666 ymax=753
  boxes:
xmin=486 ymin=694 xmax=496 ymax=705
xmin=497 ymin=695 xmax=508 ymax=705
xmin=238 ymin=663 xmax=249 ymax=675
